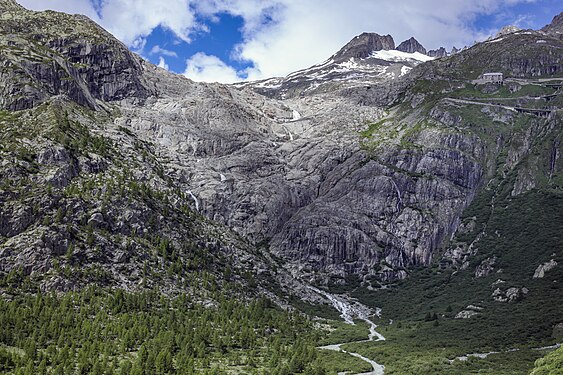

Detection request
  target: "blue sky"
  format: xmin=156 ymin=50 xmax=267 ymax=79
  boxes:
xmin=144 ymin=13 xmax=250 ymax=74
xmin=471 ymin=0 xmax=560 ymax=34
xmin=17 ymin=0 xmax=562 ymax=83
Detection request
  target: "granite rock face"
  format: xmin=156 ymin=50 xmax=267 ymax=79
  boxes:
xmin=0 ymin=4 xmax=150 ymax=111
xmin=396 ymin=37 xmax=427 ymax=55
xmin=533 ymin=260 xmax=558 ymax=278
xmin=427 ymin=47 xmax=448 ymax=58
xmin=334 ymin=33 xmax=396 ymax=60
xmin=119 ymin=59 xmax=496 ymax=283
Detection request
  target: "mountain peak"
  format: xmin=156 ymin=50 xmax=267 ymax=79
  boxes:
xmin=494 ymin=25 xmax=521 ymax=38
xmin=542 ymin=11 xmax=563 ymax=35
xmin=396 ymin=37 xmax=427 ymax=55
xmin=333 ymin=32 xmax=395 ymax=61
xmin=0 ymin=0 xmax=24 ymax=11
xmin=427 ymin=47 xmax=447 ymax=58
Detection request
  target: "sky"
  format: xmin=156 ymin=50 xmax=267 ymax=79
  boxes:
xmin=16 ymin=0 xmax=562 ymax=84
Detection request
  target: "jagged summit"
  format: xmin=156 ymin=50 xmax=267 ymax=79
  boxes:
xmin=428 ymin=47 xmax=448 ymax=58
xmin=0 ymin=0 xmax=24 ymax=11
xmin=238 ymin=31 xmax=437 ymax=98
xmin=542 ymin=11 xmax=563 ymax=36
xmin=493 ymin=25 xmax=521 ymax=39
xmin=396 ymin=37 xmax=427 ymax=55
xmin=333 ymin=32 xmax=395 ymax=61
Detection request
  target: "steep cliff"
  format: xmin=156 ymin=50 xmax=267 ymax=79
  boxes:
xmin=0 ymin=0 xmax=150 ymax=111
xmin=1 ymin=3 xmax=562 ymax=293
xmin=0 ymin=3 xmax=317 ymax=302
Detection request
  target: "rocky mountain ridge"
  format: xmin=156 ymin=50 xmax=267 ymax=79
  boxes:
xmin=0 ymin=0 xmax=22 ymax=11
xmin=1 ymin=2 xmax=562 ymax=295
xmin=239 ymin=18 xmax=563 ymax=100
xmin=334 ymin=32 xmax=396 ymax=60
xmin=542 ymin=11 xmax=563 ymax=36
xmin=237 ymin=33 xmax=439 ymax=99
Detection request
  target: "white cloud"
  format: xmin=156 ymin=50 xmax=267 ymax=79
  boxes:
xmin=150 ymin=45 xmax=178 ymax=58
xmin=17 ymin=0 xmax=100 ymax=19
xmin=16 ymin=0 xmax=548 ymax=82
xmin=199 ymin=0 xmax=543 ymax=80
xmin=95 ymin=0 xmax=199 ymax=46
xmin=157 ymin=56 xmax=169 ymax=70
xmin=17 ymin=0 xmax=200 ymax=47
xmin=183 ymin=53 xmax=242 ymax=84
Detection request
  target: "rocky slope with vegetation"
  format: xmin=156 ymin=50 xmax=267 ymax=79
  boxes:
xmin=311 ymin=12 xmax=563 ymax=375
xmin=1 ymin=0 xmax=562 ymax=299
xmin=0 ymin=0 xmax=276 ymax=297
xmin=0 ymin=1 xmax=348 ymax=372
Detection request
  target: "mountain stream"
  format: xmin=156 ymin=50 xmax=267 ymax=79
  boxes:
xmin=310 ymin=287 xmax=385 ymax=375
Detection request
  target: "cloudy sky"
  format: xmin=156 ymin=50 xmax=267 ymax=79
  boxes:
xmin=16 ymin=0 xmax=561 ymax=83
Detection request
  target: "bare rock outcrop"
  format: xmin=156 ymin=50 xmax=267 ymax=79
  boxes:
xmin=492 ymin=287 xmax=529 ymax=302
xmin=455 ymin=304 xmax=484 ymax=319
xmin=427 ymin=47 xmax=448 ymax=58
xmin=533 ymin=259 xmax=558 ymax=278
xmin=396 ymin=37 xmax=427 ymax=55
xmin=475 ymin=256 xmax=497 ymax=278
xmin=0 ymin=5 xmax=150 ymax=110
xmin=334 ymin=33 xmax=396 ymax=61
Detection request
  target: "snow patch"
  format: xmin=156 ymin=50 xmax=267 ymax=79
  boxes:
xmin=286 ymin=58 xmax=334 ymax=79
xmin=338 ymin=59 xmax=362 ymax=70
xmin=400 ymin=66 xmax=412 ymax=76
xmin=254 ymin=77 xmax=282 ymax=89
xmin=371 ymin=49 xmax=434 ymax=63
xmin=486 ymin=37 xmax=505 ymax=43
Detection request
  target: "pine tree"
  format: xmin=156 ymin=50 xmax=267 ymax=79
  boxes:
xmin=155 ymin=348 xmax=173 ymax=374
